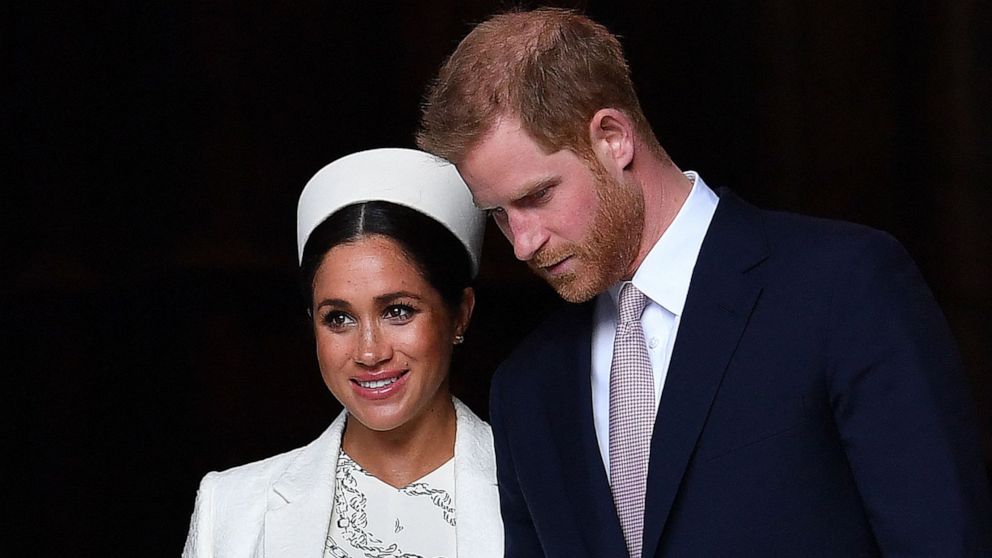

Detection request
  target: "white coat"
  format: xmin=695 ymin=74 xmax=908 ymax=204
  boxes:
xmin=183 ymin=398 xmax=502 ymax=557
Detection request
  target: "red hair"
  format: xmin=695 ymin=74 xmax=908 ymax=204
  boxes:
xmin=417 ymin=8 xmax=665 ymax=163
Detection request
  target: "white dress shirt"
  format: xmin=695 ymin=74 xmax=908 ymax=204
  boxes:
xmin=591 ymin=172 xmax=719 ymax=474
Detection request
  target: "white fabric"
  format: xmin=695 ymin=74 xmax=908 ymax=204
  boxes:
xmin=325 ymin=452 xmax=456 ymax=557
xmin=296 ymin=148 xmax=486 ymax=275
xmin=592 ymin=172 xmax=719 ymax=472
xmin=182 ymin=398 xmax=502 ymax=558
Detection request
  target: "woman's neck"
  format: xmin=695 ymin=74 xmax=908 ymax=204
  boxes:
xmin=341 ymin=395 xmax=457 ymax=488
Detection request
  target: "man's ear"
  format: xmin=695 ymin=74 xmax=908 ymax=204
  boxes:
xmin=589 ymin=108 xmax=635 ymax=171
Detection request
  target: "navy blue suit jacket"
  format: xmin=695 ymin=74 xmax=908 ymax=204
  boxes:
xmin=489 ymin=189 xmax=991 ymax=557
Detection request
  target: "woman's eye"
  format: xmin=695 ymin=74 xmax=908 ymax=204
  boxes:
xmin=384 ymin=305 xmax=415 ymax=321
xmin=322 ymin=311 xmax=355 ymax=329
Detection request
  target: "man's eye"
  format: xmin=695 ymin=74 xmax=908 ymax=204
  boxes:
xmin=486 ymin=207 xmax=506 ymax=220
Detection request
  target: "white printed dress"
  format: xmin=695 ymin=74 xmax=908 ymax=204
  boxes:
xmin=324 ymin=451 xmax=457 ymax=558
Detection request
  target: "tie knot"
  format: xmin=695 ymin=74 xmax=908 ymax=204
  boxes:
xmin=617 ymin=283 xmax=648 ymax=324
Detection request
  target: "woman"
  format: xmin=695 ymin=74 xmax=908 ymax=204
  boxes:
xmin=183 ymin=148 xmax=502 ymax=557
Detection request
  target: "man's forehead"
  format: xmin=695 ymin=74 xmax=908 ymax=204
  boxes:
xmin=455 ymin=115 xmax=577 ymax=207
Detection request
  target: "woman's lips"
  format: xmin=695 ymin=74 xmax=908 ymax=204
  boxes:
xmin=351 ymin=370 xmax=410 ymax=400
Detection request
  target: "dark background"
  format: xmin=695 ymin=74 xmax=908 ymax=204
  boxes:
xmin=7 ymin=1 xmax=990 ymax=554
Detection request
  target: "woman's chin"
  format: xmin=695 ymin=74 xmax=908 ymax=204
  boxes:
xmin=347 ymin=403 xmax=413 ymax=433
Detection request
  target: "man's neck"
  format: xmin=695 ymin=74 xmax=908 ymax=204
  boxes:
xmin=628 ymin=155 xmax=693 ymax=276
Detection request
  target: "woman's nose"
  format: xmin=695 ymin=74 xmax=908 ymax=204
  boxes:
xmin=352 ymin=322 xmax=392 ymax=366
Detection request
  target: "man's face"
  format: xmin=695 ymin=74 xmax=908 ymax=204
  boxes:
xmin=458 ymin=117 xmax=643 ymax=302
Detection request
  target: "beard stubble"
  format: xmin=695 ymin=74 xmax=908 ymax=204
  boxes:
xmin=532 ymin=162 xmax=644 ymax=303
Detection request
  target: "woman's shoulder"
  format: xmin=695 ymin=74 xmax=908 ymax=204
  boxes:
xmin=183 ymin=413 xmax=347 ymax=556
xmin=200 ymin=445 xmax=306 ymax=492
xmin=193 ymin=444 xmax=313 ymax=530
xmin=184 ymin=445 xmax=312 ymax=557
xmin=197 ymin=411 xmax=347 ymax=502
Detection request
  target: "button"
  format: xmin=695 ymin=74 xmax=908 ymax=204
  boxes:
xmin=649 ymin=337 xmax=660 ymax=349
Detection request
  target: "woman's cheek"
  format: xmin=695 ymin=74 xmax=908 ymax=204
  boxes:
xmin=316 ymin=334 xmax=352 ymax=376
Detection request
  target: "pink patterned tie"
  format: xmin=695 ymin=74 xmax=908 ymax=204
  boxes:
xmin=609 ymin=283 xmax=654 ymax=558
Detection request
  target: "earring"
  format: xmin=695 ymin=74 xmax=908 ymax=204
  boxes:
xmin=453 ymin=334 xmax=465 ymax=345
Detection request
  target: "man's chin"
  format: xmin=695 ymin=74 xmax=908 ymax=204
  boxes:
xmin=528 ymin=255 xmax=617 ymax=302
xmin=546 ymin=272 xmax=601 ymax=303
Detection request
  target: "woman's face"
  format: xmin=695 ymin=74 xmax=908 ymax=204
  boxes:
xmin=311 ymin=234 xmax=471 ymax=433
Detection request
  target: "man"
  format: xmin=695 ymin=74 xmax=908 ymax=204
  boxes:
xmin=417 ymin=8 xmax=991 ymax=557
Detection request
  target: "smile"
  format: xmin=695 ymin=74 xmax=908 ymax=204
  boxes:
xmin=350 ymin=370 xmax=410 ymax=400
xmin=356 ymin=376 xmax=401 ymax=389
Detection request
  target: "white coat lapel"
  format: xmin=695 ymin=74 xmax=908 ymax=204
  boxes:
xmin=453 ymin=398 xmax=504 ymax=558
xmin=263 ymin=410 xmax=346 ymax=558
xmin=259 ymin=400 xmax=503 ymax=557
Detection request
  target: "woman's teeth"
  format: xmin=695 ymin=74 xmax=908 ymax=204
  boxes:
xmin=358 ymin=377 xmax=399 ymax=389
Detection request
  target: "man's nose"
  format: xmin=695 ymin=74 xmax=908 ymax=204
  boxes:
xmin=353 ymin=322 xmax=392 ymax=367
xmin=504 ymin=210 xmax=547 ymax=262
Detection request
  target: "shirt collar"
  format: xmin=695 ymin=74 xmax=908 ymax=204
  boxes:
xmin=607 ymin=171 xmax=719 ymax=316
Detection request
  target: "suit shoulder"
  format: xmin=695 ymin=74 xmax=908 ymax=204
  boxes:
xmin=760 ymin=205 xmax=891 ymax=242
xmin=492 ymin=301 xmax=594 ymax=387
xmin=207 ymin=445 xmax=304 ymax=481
xmin=185 ymin=444 xmax=310 ymax=554
xmin=197 ymin=444 xmax=307 ymax=505
xmin=755 ymin=205 xmax=911 ymax=267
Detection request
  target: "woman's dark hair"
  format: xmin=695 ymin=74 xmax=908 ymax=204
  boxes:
xmin=300 ymin=201 xmax=473 ymax=313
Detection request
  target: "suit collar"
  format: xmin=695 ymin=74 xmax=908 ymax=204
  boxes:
xmin=641 ymin=188 xmax=768 ymax=557
xmin=262 ymin=399 xmax=502 ymax=558
xmin=453 ymin=398 xmax=504 ymax=557
xmin=628 ymin=171 xmax=720 ymax=316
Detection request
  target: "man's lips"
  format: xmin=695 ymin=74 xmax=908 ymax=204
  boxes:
xmin=537 ymin=255 xmax=573 ymax=275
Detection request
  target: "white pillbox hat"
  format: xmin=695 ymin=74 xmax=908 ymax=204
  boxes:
xmin=296 ymin=148 xmax=485 ymax=276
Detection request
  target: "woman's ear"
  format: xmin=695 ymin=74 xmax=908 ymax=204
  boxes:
xmin=455 ymin=287 xmax=476 ymax=338
xmin=588 ymin=108 xmax=635 ymax=171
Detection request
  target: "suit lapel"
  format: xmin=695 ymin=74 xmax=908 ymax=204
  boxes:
xmin=543 ymin=302 xmax=628 ymax=555
xmin=641 ymin=190 xmax=768 ymax=558
xmin=262 ymin=400 xmax=500 ymax=557
xmin=453 ymin=398 xmax=504 ymax=558
xmin=263 ymin=411 xmax=346 ymax=558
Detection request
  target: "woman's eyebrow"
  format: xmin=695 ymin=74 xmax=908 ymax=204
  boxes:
xmin=375 ymin=291 xmax=423 ymax=304
xmin=316 ymin=298 xmax=350 ymax=310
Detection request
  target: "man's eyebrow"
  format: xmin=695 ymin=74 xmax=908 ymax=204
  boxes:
xmin=521 ymin=176 xmax=559 ymax=198
xmin=475 ymin=176 xmax=560 ymax=210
